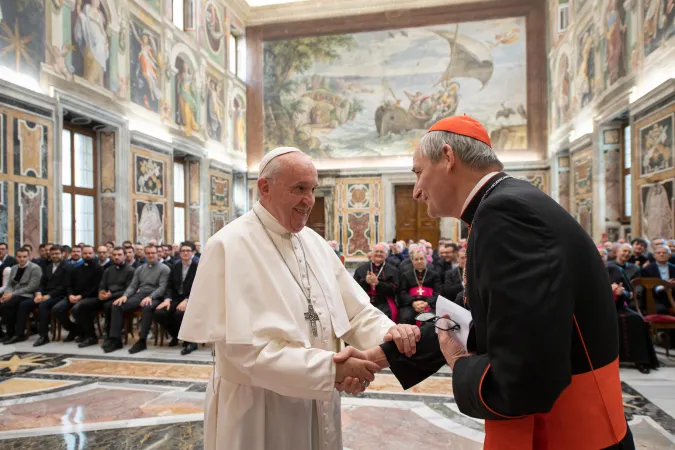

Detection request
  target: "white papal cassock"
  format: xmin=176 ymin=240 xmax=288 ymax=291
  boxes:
xmin=179 ymin=201 xmax=395 ymax=450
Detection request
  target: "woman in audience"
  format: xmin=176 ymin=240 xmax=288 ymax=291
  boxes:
xmin=600 ymin=247 xmax=659 ymax=374
xmin=398 ymin=248 xmax=442 ymax=325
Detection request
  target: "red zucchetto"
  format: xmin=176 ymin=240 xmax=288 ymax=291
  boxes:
xmin=428 ymin=115 xmax=492 ymax=148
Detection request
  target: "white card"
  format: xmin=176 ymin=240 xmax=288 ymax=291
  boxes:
xmin=434 ymin=295 xmax=473 ymax=352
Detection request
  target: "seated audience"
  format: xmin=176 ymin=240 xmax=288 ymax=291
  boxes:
xmin=154 ymin=242 xmax=198 ymax=355
xmin=398 ymin=248 xmax=442 ymax=325
xmin=194 ymin=241 xmax=202 ymax=258
xmin=103 ymin=245 xmax=170 ymax=354
xmin=134 ymin=244 xmax=146 ymax=266
xmin=641 ymin=245 xmax=675 ymax=314
xmin=613 ymin=243 xmax=641 ymax=280
xmin=353 ymin=243 xmax=399 ymax=322
xmin=0 ymin=248 xmax=42 ymax=342
xmin=97 ymin=245 xmax=112 ymax=269
xmin=630 ymin=237 xmax=651 ymax=267
xmin=433 ymin=243 xmax=458 ymax=281
xmin=601 ymin=248 xmax=659 ymax=374
xmin=73 ymin=247 xmax=135 ymax=348
xmin=53 ymin=246 xmax=103 ymax=342
xmin=14 ymin=245 xmax=72 ymax=346
xmin=0 ymin=242 xmax=17 ymax=272
xmin=443 ymin=249 xmax=466 ymax=301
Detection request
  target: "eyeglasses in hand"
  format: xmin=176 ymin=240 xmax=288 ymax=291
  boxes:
xmin=415 ymin=312 xmax=460 ymax=331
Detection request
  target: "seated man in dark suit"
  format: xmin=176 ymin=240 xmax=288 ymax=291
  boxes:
xmin=442 ymin=249 xmax=466 ymax=301
xmin=15 ymin=245 xmax=72 ymax=346
xmin=641 ymin=245 xmax=675 ymax=314
xmin=0 ymin=242 xmax=17 ymax=274
xmin=0 ymin=248 xmax=42 ymax=342
xmin=153 ymin=242 xmax=198 ymax=355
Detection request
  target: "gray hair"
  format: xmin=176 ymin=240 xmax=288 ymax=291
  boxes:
xmin=373 ymin=242 xmax=390 ymax=256
xmin=410 ymin=248 xmax=426 ymax=259
xmin=259 ymin=156 xmax=285 ymax=181
xmin=655 ymin=244 xmax=672 ymax=255
xmin=419 ymin=131 xmax=503 ymax=171
xmin=619 ymin=243 xmax=632 ymax=253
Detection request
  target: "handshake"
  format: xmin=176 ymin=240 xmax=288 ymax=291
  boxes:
xmin=333 ymin=324 xmax=421 ymax=395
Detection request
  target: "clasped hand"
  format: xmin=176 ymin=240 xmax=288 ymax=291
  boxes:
xmin=333 ymin=324 xmax=421 ymax=394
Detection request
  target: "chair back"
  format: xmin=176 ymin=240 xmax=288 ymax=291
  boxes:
xmin=631 ymin=277 xmax=675 ymax=315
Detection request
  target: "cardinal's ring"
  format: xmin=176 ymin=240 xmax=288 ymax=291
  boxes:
xmin=361 ymin=380 xmax=370 ymax=388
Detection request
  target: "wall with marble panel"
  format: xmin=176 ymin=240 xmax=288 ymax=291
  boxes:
xmin=0 ymin=105 xmax=54 ymax=254
xmin=208 ymin=165 xmax=233 ymax=237
xmin=333 ymin=177 xmax=384 ymax=260
xmin=130 ymin=146 xmax=172 ymax=245
xmin=571 ymin=146 xmax=594 ymax=236
xmin=557 ymin=155 xmax=571 ymax=213
xmin=632 ymin=98 xmax=675 ymax=240
xmin=510 ymin=170 xmax=550 ymax=194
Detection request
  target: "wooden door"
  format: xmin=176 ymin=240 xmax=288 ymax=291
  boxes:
xmin=307 ymin=196 xmax=326 ymax=238
xmin=395 ymin=185 xmax=439 ymax=243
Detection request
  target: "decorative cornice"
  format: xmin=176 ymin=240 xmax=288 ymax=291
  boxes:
xmin=228 ymin=0 xmax=252 ymax=26
xmin=247 ymin=0 xmax=483 ymax=26
xmin=569 ymin=133 xmax=593 ymax=154
xmin=130 ymin=130 xmax=174 ymax=155
xmin=173 ymin=138 xmax=208 ymax=159
xmin=55 ymin=89 xmax=127 ymax=128
xmin=630 ymin=78 xmax=675 ymax=119
xmin=0 ymin=79 xmax=55 ymax=116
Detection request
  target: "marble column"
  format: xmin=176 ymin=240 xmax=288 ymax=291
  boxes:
xmin=549 ymin=153 xmax=559 ymax=203
xmin=592 ymin=124 xmax=605 ymax=242
xmin=200 ymin=160 xmax=211 ymax=242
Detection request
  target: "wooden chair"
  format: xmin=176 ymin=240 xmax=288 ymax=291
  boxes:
xmin=631 ymin=278 xmax=675 ymax=356
xmin=123 ymin=310 xmax=143 ymax=345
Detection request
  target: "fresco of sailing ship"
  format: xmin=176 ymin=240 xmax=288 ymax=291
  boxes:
xmin=375 ymin=27 xmax=494 ymax=137
xmin=262 ymin=17 xmax=528 ymax=158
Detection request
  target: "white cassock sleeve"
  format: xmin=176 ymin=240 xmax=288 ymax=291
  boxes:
xmin=179 ymin=232 xmax=336 ymax=401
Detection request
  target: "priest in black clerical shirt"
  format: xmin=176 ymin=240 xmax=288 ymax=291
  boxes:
xmin=398 ymin=249 xmax=442 ymax=325
xmin=337 ymin=116 xmax=634 ymax=449
xmin=353 ymin=243 xmax=399 ymax=322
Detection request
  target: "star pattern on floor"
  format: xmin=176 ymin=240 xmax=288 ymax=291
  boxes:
xmin=0 ymin=354 xmax=51 ymax=374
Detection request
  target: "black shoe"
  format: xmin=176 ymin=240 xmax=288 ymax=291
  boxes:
xmin=2 ymin=335 xmax=14 ymax=344
xmin=64 ymin=332 xmax=77 ymax=343
xmin=78 ymin=337 xmax=98 ymax=348
xmin=129 ymin=339 xmax=147 ymax=354
xmin=3 ymin=335 xmax=26 ymax=345
xmin=103 ymin=339 xmax=123 ymax=353
xmin=168 ymin=338 xmax=179 ymax=347
xmin=636 ymin=364 xmax=651 ymax=374
xmin=181 ymin=343 xmax=198 ymax=355
xmin=74 ymin=335 xmax=83 ymax=343
xmin=33 ymin=336 xmax=50 ymax=347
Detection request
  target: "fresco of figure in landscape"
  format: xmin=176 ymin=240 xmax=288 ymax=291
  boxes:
xmin=577 ymin=24 xmax=596 ymax=109
xmin=602 ymin=0 xmax=627 ymax=87
xmin=201 ymin=1 xmax=225 ymax=64
xmin=644 ymin=0 xmax=675 ymax=57
xmin=174 ymin=56 xmax=200 ymax=137
xmin=555 ymin=54 xmax=571 ymax=128
xmin=72 ymin=0 xmax=110 ymax=88
xmin=129 ymin=18 xmax=162 ymax=113
xmin=263 ymin=17 xmax=527 ymax=158
xmin=641 ymin=180 xmax=674 ymax=239
xmin=206 ymin=76 xmax=224 ymax=141
xmin=639 ymin=114 xmax=674 ymax=177
xmin=0 ymin=0 xmax=45 ymax=81
xmin=232 ymin=95 xmax=245 ymax=152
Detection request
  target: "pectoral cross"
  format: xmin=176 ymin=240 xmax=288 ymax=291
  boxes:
xmin=304 ymin=304 xmax=320 ymax=337
xmin=417 ymin=287 xmax=424 ymax=295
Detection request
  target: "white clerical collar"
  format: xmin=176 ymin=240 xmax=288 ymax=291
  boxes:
xmin=460 ymin=171 xmax=501 ymax=216
xmin=254 ymin=201 xmax=293 ymax=236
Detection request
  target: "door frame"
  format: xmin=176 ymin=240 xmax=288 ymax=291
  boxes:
xmin=383 ymin=173 xmax=454 ymax=242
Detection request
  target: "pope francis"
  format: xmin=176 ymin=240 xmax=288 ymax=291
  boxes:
xmin=179 ymin=147 xmax=419 ymax=450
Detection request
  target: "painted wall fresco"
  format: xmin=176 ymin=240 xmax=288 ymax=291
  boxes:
xmin=0 ymin=0 xmax=45 ymax=81
xmin=263 ymin=17 xmax=528 ymax=158
xmin=230 ymin=89 xmax=245 ymax=152
xmin=130 ymin=146 xmax=170 ymax=244
xmin=334 ymin=178 xmax=383 ymax=259
xmin=208 ymin=167 xmax=232 ymax=238
xmin=644 ymin=0 xmax=675 ymax=57
xmin=172 ymin=53 xmax=200 ymax=137
xmin=576 ymin=21 xmax=597 ymax=110
xmin=633 ymin=102 xmax=675 ymax=239
xmin=605 ymin=146 xmax=622 ymax=222
xmin=200 ymin=1 xmax=226 ymax=67
xmin=601 ymin=0 xmax=627 ymax=89
xmin=129 ymin=16 xmax=162 ymax=113
xmin=512 ymin=171 xmax=549 ymax=193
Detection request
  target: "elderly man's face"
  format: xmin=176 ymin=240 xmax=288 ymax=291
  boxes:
xmin=259 ymin=153 xmax=318 ymax=233
xmin=617 ymin=245 xmax=631 ymax=263
xmin=654 ymin=246 xmax=671 ymax=264
xmin=372 ymin=245 xmax=387 ymax=265
xmin=412 ymin=251 xmax=427 ymax=271
xmin=412 ymin=147 xmax=456 ymax=218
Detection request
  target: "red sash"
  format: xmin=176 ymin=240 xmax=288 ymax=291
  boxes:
xmin=409 ymin=286 xmax=433 ymax=326
xmin=369 ymin=285 xmax=399 ymax=323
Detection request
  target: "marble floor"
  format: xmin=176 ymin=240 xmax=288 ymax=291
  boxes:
xmin=1 ymin=338 xmax=675 ymax=449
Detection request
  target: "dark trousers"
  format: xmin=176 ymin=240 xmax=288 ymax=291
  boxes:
xmin=109 ymin=294 xmax=161 ymax=341
xmin=153 ymin=302 xmax=186 ymax=339
xmin=72 ymin=297 xmax=114 ymax=339
xmin=1 ymin=295 xmax=31 ymax=336
xmin=399 ymin=306 xmax=417 ymax=325
xmin=53 ymin=298 xmax=79 ymax=335
xmin=16 ymin=295 xmax=63 ymax=337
